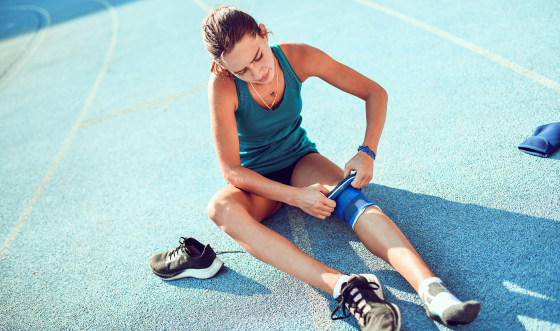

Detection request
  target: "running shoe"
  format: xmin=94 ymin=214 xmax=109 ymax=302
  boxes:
xmin=149 ymin=237 xmax=223 ymax=280
xmin=331 ymin=274 xmax=401 ymax=331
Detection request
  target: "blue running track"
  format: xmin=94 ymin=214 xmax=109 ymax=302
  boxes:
xmin=1 ymin=0 xmax=559 ymax=330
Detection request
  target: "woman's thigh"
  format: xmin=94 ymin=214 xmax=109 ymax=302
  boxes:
xmin=290 ymin=153 xmax=344 ymax=189
xmin=208 ymin=184 xmax=283 ymax=222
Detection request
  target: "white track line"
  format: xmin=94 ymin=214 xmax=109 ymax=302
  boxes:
xmin=80 ymin=84 xmax=207 ymax=127
xmin=353 ymin=0 xmax=560 ymax=94
xmin=0 ymin=6 xmax=51 ymax=92
xmin=72 ymin=0 xmax=216 ymax=130
xmin=0 ymin=0 xmax=118 ymax=260
xmin=287 ymin=208 xmax=334 ymax=331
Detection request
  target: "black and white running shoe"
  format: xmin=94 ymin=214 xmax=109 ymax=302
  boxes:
xmin=149 ymin=237 xmax=223 ymax=280
xmin=332 ymin=274 xmax=401 ymax=331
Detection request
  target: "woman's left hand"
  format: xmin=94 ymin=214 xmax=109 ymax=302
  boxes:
xmin=344 ymin=151 xmax=374 ymax=189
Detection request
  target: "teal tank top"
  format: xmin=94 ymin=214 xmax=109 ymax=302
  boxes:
xmin=234 ymin=44 xmax=318 ymax=174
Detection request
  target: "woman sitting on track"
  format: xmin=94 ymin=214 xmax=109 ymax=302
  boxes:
xmin=175 ymin=6 xmax=480 ymax=330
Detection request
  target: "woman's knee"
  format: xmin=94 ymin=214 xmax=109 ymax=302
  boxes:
xmin=207 ymin=192 xmax=240 ymax=227
xmin=353 ymin=205 xmax=398 ymax=232
xmin=207 ymin=189 xmax=281 ymax=233
xmin=206 ymin=195 xmax=220 ymax=222
xmin=206 ymin=186 xmax=265 ymax=228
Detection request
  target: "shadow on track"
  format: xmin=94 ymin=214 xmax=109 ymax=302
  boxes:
xmin=0 ymin=0 xmax=140 ymax=41
xmin=296 ymin=184 xmax=559 ymax=330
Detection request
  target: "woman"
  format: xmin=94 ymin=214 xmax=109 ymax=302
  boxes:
xmin=159 ymin=6 xmax=480 ymax=330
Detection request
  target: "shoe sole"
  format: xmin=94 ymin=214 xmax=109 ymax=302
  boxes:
xmin=152 ymin=257 xmax=224 ymax=281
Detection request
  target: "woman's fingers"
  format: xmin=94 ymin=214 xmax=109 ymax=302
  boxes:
xmin=343 ymin=163 xmax=353 ymax=178
xmin=300 ymin=184 xmax=338 ymax=219
xmin=352 ymin=169 xmax=374 ymax=188
xmin=314 ymin=197 xmax=336 ymax=219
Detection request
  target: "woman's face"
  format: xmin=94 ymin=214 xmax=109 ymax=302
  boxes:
xmin=220 ymin=25 xmax=275 ymax=85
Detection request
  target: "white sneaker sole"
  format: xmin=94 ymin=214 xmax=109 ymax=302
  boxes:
xmin=158 ymin=257 xmax=224 ymax=281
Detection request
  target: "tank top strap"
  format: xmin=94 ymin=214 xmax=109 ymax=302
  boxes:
xmin=271 ymin=44 xmax=302 ymax=91
xmin=234 ymin=73 xmax=251 ymax=111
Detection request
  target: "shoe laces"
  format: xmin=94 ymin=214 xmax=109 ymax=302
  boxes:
xmin=169 ymin=237 xmax=189 ymax=259
xmin=331 ymin=277 xmax=383 ymax=322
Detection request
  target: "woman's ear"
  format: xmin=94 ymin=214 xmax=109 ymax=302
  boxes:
xmin=211 ymin=60 xmax=231 ymax=77
xmin=259 ymin=23 xmax=268 ymax=40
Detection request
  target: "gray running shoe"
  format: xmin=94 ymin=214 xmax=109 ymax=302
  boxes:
xmin=331 ymin=274 xmax=401 ymax=331
xmin=149 ymin=237 xmax=223 ymax=280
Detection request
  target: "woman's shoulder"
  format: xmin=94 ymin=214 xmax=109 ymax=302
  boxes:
xmin=208 ymin=69 xmax=235 ymax=86
xmin=208 ymin=70 xmax=237 ymax=95
xmin=275 ymin=42 xmax=314 ymax=60
xmin=275 ymin=42 xmax=325 ymax=82
xmin=208 ymin=71 xmax=238 ymax=112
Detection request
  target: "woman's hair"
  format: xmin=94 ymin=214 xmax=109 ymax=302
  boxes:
xmin=201 ymin=6 xmax=267 ymax=76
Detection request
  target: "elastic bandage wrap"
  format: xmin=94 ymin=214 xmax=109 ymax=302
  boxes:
xmin=327 ymin=174 xmax=379 ymax=228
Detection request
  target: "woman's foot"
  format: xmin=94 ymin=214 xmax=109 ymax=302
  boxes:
xmin=331 ymin=274 xmax=401 ymax=331
xmin=418 ymin=277 xmax=480 ymax=326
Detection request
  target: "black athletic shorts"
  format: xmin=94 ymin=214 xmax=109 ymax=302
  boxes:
xmin=261 ymin=152 xmax=318 ymax=185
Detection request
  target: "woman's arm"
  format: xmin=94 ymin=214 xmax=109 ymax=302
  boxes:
xmin=208 ymin=73 xmax=335 ymax=219
xmin=282 ymin=43 xmax=388 ymax=188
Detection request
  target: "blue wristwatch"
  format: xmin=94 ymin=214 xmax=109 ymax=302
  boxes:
xmin=358 ymin=145 xmax=376 ymax=160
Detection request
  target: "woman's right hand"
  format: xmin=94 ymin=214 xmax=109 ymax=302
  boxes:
xmin=293 ymin=184 xmax=336 ymax=219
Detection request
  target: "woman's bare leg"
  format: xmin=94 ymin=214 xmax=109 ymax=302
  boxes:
xmin=207 ymin=184 xmax=343 ymax=294
xmin=291 ymin=153 xmax=435 ymax=291
xmin=352 ymin=208 xmax=435 ymax=291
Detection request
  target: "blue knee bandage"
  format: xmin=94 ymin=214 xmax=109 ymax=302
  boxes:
xmin=327 ymin=174 xmax=378 ymax=228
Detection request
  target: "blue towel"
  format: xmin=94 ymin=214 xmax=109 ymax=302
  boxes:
xmin=518 ymin=122 xmax=560 ymax=158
